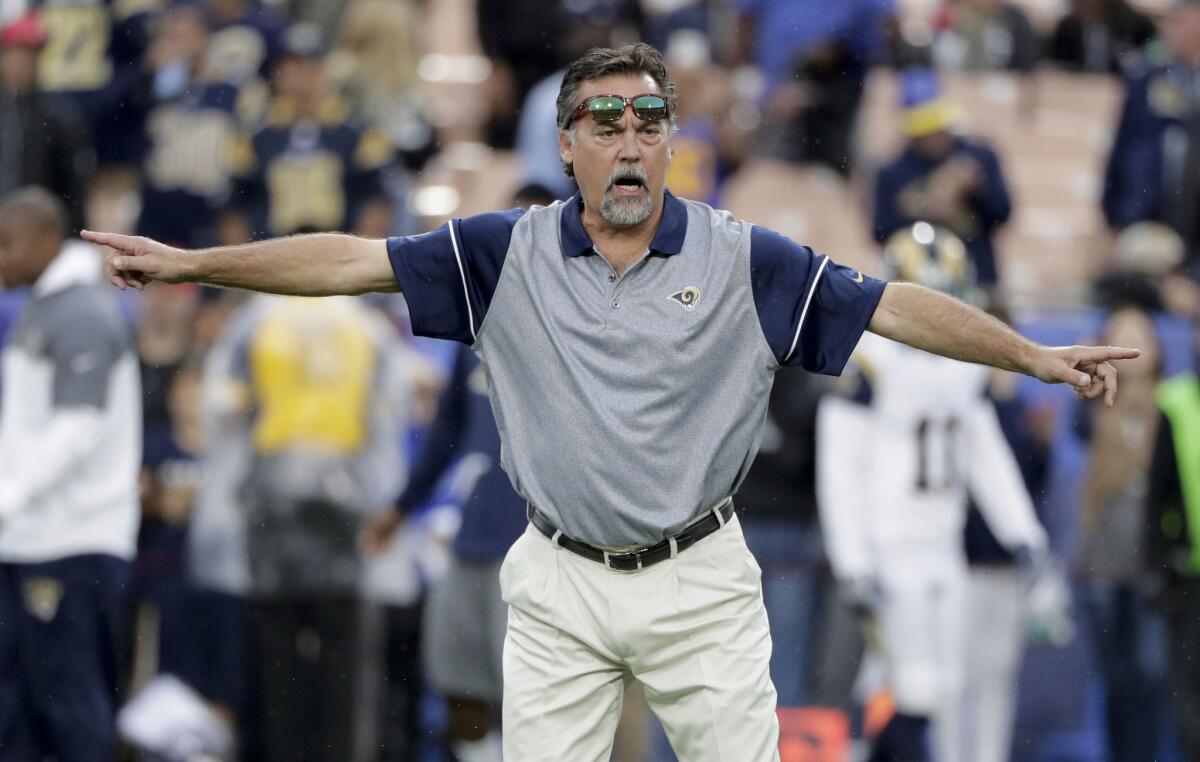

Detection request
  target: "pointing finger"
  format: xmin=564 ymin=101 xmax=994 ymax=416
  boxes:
xmin=1078 ymin=345 xmax=1141 ymax=364
xmin=82 ymin=230 xmax=133 ymax=251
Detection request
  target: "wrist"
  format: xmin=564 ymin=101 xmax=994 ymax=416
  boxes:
xmin=1013 ymin=340 xmax=1042 ymax=377
xmin=181 ymin=247 xmax=208 ymax=283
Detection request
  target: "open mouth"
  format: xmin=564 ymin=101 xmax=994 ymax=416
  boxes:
xmin=611 ymin=177 xmax=646 ymax=195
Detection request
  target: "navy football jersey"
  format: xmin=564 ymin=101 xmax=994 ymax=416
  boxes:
xmin=32 ymin=0 xmax=162 ymax=164
xmin=229 ymin=98 xmax=391 ymax=238
xmin=137 ymin=81 xmax=251 ymax=248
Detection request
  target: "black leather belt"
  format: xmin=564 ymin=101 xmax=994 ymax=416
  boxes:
xmin=526 ymin=499 xmax=735 ymax=571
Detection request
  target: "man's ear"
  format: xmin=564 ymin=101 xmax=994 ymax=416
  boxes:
xmin=558 ymin=129 xmax=574 ymax=167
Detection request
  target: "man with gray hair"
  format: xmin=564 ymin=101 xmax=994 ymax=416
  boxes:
xmin=86 ymin=43 xmax=1136 ymax=761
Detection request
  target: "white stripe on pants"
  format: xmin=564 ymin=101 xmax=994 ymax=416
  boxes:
xmin=500 ymin=516 xmax=780 ymax=762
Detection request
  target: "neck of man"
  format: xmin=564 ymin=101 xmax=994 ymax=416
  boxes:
xmin=580 ymin=193 xmax=663 ymax=276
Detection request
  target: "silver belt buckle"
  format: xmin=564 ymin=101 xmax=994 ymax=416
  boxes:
xmin=603 ymin=549 xmax=644 ymax=570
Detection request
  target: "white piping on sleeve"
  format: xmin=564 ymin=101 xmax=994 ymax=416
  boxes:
xmin=448 ymin=219 xmax=476 ymax=342
xmin=783 ymin=255 xmax=829 ymax=364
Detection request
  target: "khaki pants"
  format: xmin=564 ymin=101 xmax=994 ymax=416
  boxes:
xmin=500 ymin=515 xmax=780 ymax=762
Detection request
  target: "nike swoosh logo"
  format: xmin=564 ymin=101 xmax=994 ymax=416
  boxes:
xmin=850 ymin=271 xmax=864 ymax=283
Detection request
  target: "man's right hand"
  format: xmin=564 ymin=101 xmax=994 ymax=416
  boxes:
xmin=358 ymin=508 xmax=405 ymax=556
xmin=81 ymin=231 xmax=190 ymax=291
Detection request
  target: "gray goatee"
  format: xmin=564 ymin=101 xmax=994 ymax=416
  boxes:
xmin=600 ymin=164 xmax=653 ymax=226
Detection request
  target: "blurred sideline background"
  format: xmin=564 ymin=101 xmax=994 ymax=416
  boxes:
xmin=1 ymin=0 xmax=1199 ymax=759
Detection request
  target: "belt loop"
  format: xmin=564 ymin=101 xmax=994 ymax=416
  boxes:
xmin=668 ymin=536 xmax=679 ymax=559
xmin=602 ymin=550 xmax=612 ymax=568
xmin=712 ymin=502 xmax=727 ymax=527
xmin=551 ymin=529 xmax=563 ymax=548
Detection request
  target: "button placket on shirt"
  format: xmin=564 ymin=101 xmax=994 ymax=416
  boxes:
xmin=594 ymin=247 xmax=653 ymax=320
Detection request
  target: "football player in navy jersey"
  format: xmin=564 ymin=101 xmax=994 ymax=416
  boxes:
xmin=221 ymin=24 xmax=392 ymax=243
xmin=32 ymin=0 xmax=161 ymax=167
xmin=1103 ymin=0 xmax=1200 ymax=266
xmin=205 ymin=0 xmax=285 ymax=84
xmin=136 ymin=3 xmax=253 ymax=249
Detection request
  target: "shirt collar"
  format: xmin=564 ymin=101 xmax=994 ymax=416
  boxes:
xmin=559 ymin=188 xmax=688 ymax=258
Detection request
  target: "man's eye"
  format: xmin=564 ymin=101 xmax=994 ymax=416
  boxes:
xmin=598 ymin=130 xmax=615 ymax=138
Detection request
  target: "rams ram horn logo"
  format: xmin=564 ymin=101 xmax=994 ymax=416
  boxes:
xmin=23 ymin=578 xmax=64 ymax=623
xmin=667 ymin=286 xmax=701 ymax=311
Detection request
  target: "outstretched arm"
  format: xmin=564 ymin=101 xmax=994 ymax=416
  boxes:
xmin=868 ymin=283 xmax=1139 ymax=406
xmin=81 ymin=231 xmax=398 ymax=296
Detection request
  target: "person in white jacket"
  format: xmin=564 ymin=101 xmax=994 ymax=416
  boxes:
xmin=0 ymin=186 xmax=141 ymax=760
xmin=817 ymin=224 xmax=1048 ymax=762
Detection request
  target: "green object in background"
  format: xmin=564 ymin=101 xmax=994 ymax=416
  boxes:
xmin=1156 ymin=372 xmax=1200 ymax=573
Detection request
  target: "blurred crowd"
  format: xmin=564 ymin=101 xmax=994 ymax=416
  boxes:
xmin=2 ymin=0 xmax=1200 ymax=760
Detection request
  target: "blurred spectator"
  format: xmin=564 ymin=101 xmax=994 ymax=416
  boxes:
xmin=516 ymin=68 xmax=576 ymax=200
xmin=514 ymin=2 xmax=640 ymax=199
xmin=736 ymin=0 xmax=892 ymax=173
xmin=274 ymin=0 xmax=347 ymax=38
xmin=640 ymin=0 xmax=710 ymax=54
xmin=362 ymin=344 xmax=526 ymax=762
xmin=136 ymin=282 xmax=201 ymax=462
xmin=183 ymin=291 xmax=266 ymax=757
xmin=326 ymin=0 xmax=433 ymax=172
xmin=873 ymin=68 xmax=1013 ymax=287
xmin=137 ymin=3 xmax=251 ymax=250
xmin=360 ymin=184 xmax=553 ymax=762
xmin=205 ymin=293 xmax=408 ymax=762
xmin=477 ymin=0 xmax=642 ymax=148
xmin=1102 ymin=0 xmax=1200 ymax=269
xmin=931 ymin=0 xmax=1040 ymax=73
xmin=129 ymin=360 xmax=206 ymax=692
xmin=325 ymin=0 xmax=432 ymax=237
xmin=0 ymin=187 xmax=141 ymax=760
xmin=0 ymin=11 xmax=93 ymax=232
xmin=735 ymin=0 xmax=892 ymax=97
xmin=962 ymin=364 xmax=1055 ymax=762
xmin=1147 ymin=321 xmax=1200 ymax=760
xmin=1045 ymin=0 xmax=1156 ymax=74
xmin=204 ymin=0 xmax=286 ymax=84
xmin=818 ymin=224 xmax=1049 ymax=762
xmin=223 ymin=23 xmax=392 ymax=243
xmin=1076 ymin=306 xmax=1173 ymax=762
xmin=662 ymin=32 xmax=730 ymax=206
xmin=735 ymin=370 xmax=832 ymax=710
xmin=511 ymin=182 xmax=558 ymax=209
xmin=34 ymin=0 xmax=157 ymax=168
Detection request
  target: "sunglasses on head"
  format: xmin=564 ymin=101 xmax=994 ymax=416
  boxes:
xmin=567 ymin=93 xmax=670 ymax=127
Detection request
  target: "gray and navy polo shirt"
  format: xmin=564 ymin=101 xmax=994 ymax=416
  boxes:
xmin=387 ymin=190 xmax=886 ymax=548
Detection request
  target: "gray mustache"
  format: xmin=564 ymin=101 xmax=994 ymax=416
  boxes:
xmin=606 ymin=165 xmax=648 ymax=191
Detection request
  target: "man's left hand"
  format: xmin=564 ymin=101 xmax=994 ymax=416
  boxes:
xmin=1028 ymin=345 xmax=1141 ymax=407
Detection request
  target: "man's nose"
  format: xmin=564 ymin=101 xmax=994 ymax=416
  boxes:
xmin=617 ymin=123 xmax=641 ymax=160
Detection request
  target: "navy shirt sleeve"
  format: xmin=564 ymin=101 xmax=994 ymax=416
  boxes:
xmin=750 ymin=225 xmax=886 ymax=374
xmin=386 ymin=208 xmax=524 ymax=345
